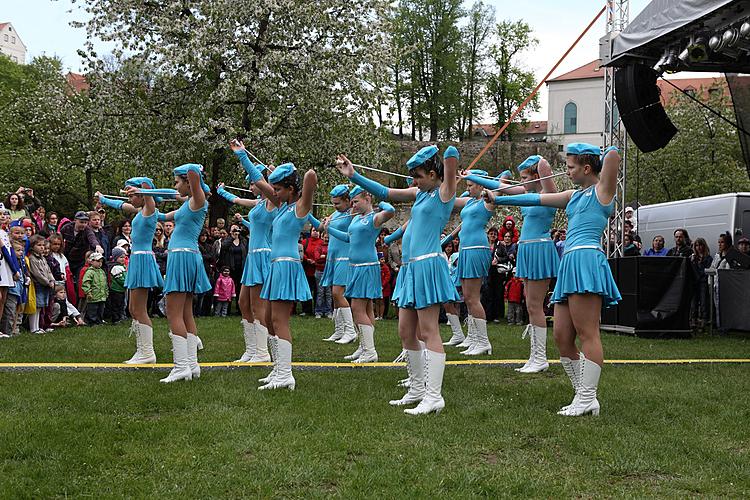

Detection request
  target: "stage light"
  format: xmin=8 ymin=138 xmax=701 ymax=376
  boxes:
xmin=685 ymin=36 xmax=708 ymax=62
xmin=740 ymin=20 xmax=750 ymax=38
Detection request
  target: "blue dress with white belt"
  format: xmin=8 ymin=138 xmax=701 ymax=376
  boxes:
xmin=551 ymin=185 xmax=621 ymax=306
xmin=320 ymin=210 xmax=352 ymax=287
xmin=260 ymin=202 xmax=312 ymax=301
xmin=327 ymin=211 xmax=383 ymax=300
xmin=516 ymin=205 xmax=560 ymax=280
xmin=124 ymin=209 xmax=164 ymax=289
xmin=457 ymin=197 xmax=493 ymax=279
xmin=240 ymin=199 xmax=277 ymax=287
xmin=163 ymin=200 xmax=212 ymax=294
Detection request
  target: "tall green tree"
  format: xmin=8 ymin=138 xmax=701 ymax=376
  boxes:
xmin=458 ymin=1 xmax=494 ymax=140
xmin=485 ymin=20 xmax=539 ymax=141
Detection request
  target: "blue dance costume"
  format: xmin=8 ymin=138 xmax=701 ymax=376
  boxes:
xmin=385 ymin=223 xmax=410 ymax=304
xmin=463 ymin=173 xmax=559 ymax=280
xmin=457 ymin=198 xmax=493 ymax=279
xmin=260 ymin=203 xmax=312 ymax=301
xmin=327 ymin=211 xmax=383 ymax=300
xmin=550 ymin=186 xmax=620 ymax=306
xmin=320 ymin=210 xmax=352 ymax=287
xmin=99 ymin=195 xmax=165 ymax=289
xmin=164 ymin=200 xmax=212 ymax=294
xmin=241 ymin=200 xmax=277 ymax=287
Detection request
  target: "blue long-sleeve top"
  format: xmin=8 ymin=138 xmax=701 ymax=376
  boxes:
xmin=327 ymin=211 xmax=381 ymax=265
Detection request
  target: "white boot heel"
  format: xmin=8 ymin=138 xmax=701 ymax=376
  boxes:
xmin=160 ymin=333 xmax=192 ymax=383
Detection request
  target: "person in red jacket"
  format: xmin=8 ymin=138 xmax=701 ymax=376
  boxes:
xmin=504 ymin=270 xmax=525 ymax=325
xmin=499 ymin=215 xmax=520 ymax=244
xmin=313 ymin=233 xmax=331 ymax=318
xmin=375 ymin=252 xmax=392 ymax=320
xmin=302 ymin=227 xmax=325 ymax=316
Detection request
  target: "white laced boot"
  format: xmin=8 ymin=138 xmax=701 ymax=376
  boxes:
xmin=392 ymin=349 xmax=407 ymax=363
xmin=160 ymin=333 xmax=192 ymax=383
xmin=390 ymin=349 xmax=425 ymax=406
xmin=443 ymin=313 xmax=465 ymax=346
xmin=195 ymin=336 xmax=203 ymax=350
xmin=558 ymin=354 xmax=583 ymax=413
xmin=235 ymin=319 xmax=256 ymax=362
xmin=517 ymin=325 xmax=549 ymax=373
xmin=187 ymin=333 xmax=200 ymax=378
xmin=336 ymin=307 xmax=357 ymax=344
xmin=125 ymin=321 xmax=156 ymax=364
xmin=353 ymin=324 xmax=378 ymax=363
xmin=323 ymin=308 xmax=342 ymax=341
xmin=259 ymin=338 xmax=295 ymax=390
xmin=405 ymin=350 xmax=446 ymax=415
xmin=456 ymin=316 xmax=474 ymax=348
xmin=462 ymin=318 xmax=491 ymax=355
xmin=123 ymin=320 xmax=142 ymax=364
xmin=515 ymin=324 xmax=535 ymax=372
xmin=258 ymin=336 xmax=278 ymax=384
xmin=250 ymin=320 xmax=271 ymax=362
xmin=560 ymin=359 xmax=601 ymax=417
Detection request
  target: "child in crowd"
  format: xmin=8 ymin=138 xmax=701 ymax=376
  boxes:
xmin=1 ymin=246 xmax=28 ymax=336
xmin=77 ymin=250 xmax=94 ymax=315
xmin=27 ymin=234 xmax=56 ymax=333
xmin=504 ymin=269 xmax=526 ymax=326
xmin=49 ymin=285 xmax=84 ymax=327
xmin=213 ymin=265 xmax=235 ymax=317
xmin=81 ymin=252 xmax=108 ymax=325
xmin=108 ymin=247 xmax=128 ymax=323
xmin=375 ymin=252 xmax=391 ymax=320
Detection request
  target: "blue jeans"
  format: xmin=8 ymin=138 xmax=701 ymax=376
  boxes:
xmin=314 ymin=270 xmax=332 ymax=315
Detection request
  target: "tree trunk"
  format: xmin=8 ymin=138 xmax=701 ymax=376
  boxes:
xmin=208 ymin=148 xmax=227 ymax=226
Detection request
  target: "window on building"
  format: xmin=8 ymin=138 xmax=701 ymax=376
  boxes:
xmin=3 ymin=35 xmax=7 ymax=42
xmin=11 ymin=36 xmax=15 ymax=44
xmin=564 ymin=102 xmax=578 ymax=134
xmin=12 ymin=56 xmax=17 ymax=62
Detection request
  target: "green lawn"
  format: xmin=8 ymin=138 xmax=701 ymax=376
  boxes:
xmin=1 ymin=318 xmax=749 ymax=497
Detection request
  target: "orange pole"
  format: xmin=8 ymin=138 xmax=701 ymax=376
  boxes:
xmin=466 ymin=5 xmax=607 ymax=170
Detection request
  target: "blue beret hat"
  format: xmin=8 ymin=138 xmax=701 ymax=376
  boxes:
xmin=517 ymin=155 xmax=541 ymax=171
xmin=172 ymin=164 xmax=210 ymax=194
xmin=268 ymin=163 xmax=296 ymax=184
xmin=349 ymin=186 xmax=364 ymax=198
xmin=330 ymin=184 xmax=350 ymax=198
xmin=406 ymin=145 xmax=439 ymax=170
xmin=125 ymin=177 xmax=156 ymax=189
xmin=468 ymin=169 xmax=488 ymax=177
xmin=495 ymin=169 xmax=512 ymax=180
xmin=566 ymin=143 xmax=601 ymax=156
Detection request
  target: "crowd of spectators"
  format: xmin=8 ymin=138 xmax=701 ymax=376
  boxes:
xmin=2 ymin=187 xmax=749 ymax=338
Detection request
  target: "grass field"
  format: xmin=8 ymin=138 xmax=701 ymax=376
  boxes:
xmin=1 ymin=317 xmax=749 ymax=497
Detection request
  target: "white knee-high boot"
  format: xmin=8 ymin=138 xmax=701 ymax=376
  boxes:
xmin=558 ymin=354 xmax=583 ymax=413
xmin=389 ymin=348 xmax=425 ymax=406
xmin=160 ymin=333 xmax=192 ymax=383
xmin=344 ymin=324 xmax=363 ymax=361
xmin=124 ymin=320 xmax=142 ymax=364
xmin=405 ymin=350 xmax=446 ymax=415
xmin=456 ymin=316 xmax=475 ymax=349
xmin=462 ymin=318 xmax=491 ymax=355
xmin=250 ymin=320 xmax=271 ymax=362
xmin=444 ymin=313 xmax=465 ymax=346
xmin=336 ymin=307 xmax=357 ymax=344
xmin=560 ymin=358 xmax=600 ymax=417
xmin=258 ymin=335 xmax=278 ymax=383
xmin=323 ymin=308 xmax=342 ymax=341
xmin=125 ymin=321 xmax=156 ymax=364
xmin=187 ymin=333 xmax=200 ymax=379
xmin=235 ymin=319 xmax=256 ymax=362
xmin=259 ymin=338 xmax=295 ymax=390
xmin=353 ymin=324 xmax=378 ymax=363
xmin=517 ymin=324 xmax=549 ymax=373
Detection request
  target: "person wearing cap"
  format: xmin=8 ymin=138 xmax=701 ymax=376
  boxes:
xmin=485 ymin=143 xmax=622 ymax=417
xmin=624 ymin=206 xmax=636 ymax=232
xmin=60 ymin=210 xmax=104 ymax=291
xmin=99 ymin=178 xmax=168 ymax=364
xmin=257 ymin=161 xmax=317 ymax=391
xmin=317 ymin=184 xmax=357 ymax=345
xmin=465 ymin=155 xmax=560 ymax=373
xmin=81 ymin=252 xmax=108 ymax=325
xmin=737 ymin=236 xmax=750 ymax=256
xmin=132 ymin=164 xmax=211 ymax=383
xmin=336 ymin=145 xmax=459 ymax=415
xmin=215 ymin=140 xmax=281 ymax=365
xmin=321 ymin=186 xmax=395 ymax=364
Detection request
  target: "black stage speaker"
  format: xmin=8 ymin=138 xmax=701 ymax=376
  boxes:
xmin=615 ymin=64 xmax=678 ymax=153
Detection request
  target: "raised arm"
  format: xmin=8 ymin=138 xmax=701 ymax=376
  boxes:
xmin=295 ymin=169 xmax=317 ymax=218
xmin=483 ymin=188 xmax=573 ymax=210
xmin=336 ymin=154 xmax=418 ymax=203
xmin=187 ymin=169 xmax=206 ymax=210
xmin=597 ymin=147 xmax=620 ymax=204
xmin=97 ymin=192 xmax=138 ymax=215
xmin=230 ymin=141 xmax=280 ymax=207
xmin=216 ymin=183 xmax=260 ymax=209
xmin=537 ymin=158 xmax=558 ymax=194
xmin=373 ymin=201 xmax=395 ymax=228
xmin=440 ymin=146 xmax=458 ymax=203
xmin=461 ymin=171 xmax=525 ymax=195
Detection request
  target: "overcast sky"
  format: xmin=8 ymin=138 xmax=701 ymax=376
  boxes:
xmin=4 ymin=0 xmax=655 ymax=122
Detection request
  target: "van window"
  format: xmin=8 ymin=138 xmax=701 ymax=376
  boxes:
xmin=742 ymin=210 xmax=750 ymax=240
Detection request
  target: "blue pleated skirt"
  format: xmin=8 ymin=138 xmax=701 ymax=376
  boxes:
xmin=260 ymin=260 xmax=312 ymax=301
xmin=398 ymin=256 xmax=460 ymax=310
xmin=321 ymin=257 xmax=350 ymax=287
xmin=125 ymin=252 xmax=165 ymax=289
xmin=551 ymin=248 xmax=621 ymax=307
xmin=516 ymin=241 xmax=560 ymax=280
xmin=344 ymin=264 xmax=382 ymax=299
xmin=241 ymin=250 xmax=270 ymax=287
xmin=457 ymin=247 xmax=491 ymax=279
xmin=391 ymin=262 xmax=408 ymax=304
xmin=163 ymin=251 xmax=211 ymax=294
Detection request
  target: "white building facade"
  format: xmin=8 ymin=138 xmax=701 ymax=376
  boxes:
xmin=0 ymin=23 xmax=27 ymax=64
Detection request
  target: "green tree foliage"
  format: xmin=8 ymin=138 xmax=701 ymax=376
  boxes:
xmin=630 ymin=84 xmax=750 ymax=205
xmin=485 ymin=20 xmax=539 ymax=141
